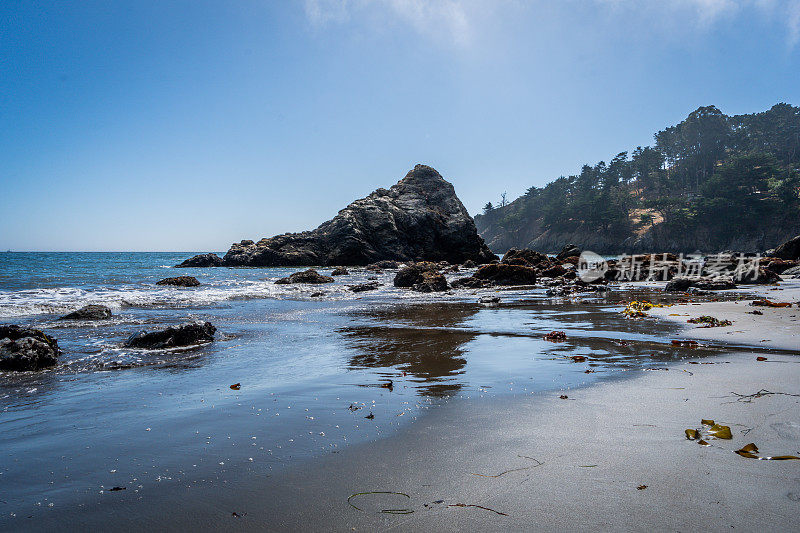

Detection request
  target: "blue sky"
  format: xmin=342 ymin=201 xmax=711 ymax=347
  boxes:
xmin=1 ymin=0 xmax=798 ymax=251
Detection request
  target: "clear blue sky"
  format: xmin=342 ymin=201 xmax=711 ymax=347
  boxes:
xmin=2 ymin=0 xmax=798 ymax=251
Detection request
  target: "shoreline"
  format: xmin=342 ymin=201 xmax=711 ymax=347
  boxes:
xmin=646 ymin=278 xmax=800 ymax=352
xmin=19 ymin=350 xmax=800 ymax=532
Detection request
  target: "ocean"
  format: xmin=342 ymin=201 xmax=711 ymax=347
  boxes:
xmin=0 ymin=252 xmax=714 ymax=524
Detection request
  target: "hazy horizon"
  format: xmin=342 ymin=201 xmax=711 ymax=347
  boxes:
xmin=2 ymin=1 xmax=799 ymax=252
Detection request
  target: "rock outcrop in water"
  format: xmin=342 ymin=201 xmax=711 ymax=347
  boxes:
xmin=175 ymin=253 xmax=223 ymax=268
xmin=156 ymin=276 xmax=201 ymax=287
xmin=275 ymin=269 xmax=334 ymax=284
xmin=179 ymin=165 xmax=496 ymax=267
xmin=0 ymin=326 xmax=60 ymax=371
xmin=59 ymin=305 xmax=112 ymax=321
xmin=125 ymin=322 xmax=216 ymax=349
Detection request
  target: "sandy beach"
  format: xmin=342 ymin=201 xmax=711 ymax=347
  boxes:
xmin=27 ymin=349 xmax=799 ymax=532
xmin=648 ymin=278 xmax=800 ymax=351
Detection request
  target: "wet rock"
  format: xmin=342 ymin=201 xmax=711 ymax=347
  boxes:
xmin=540 ymin=264 xmax=568 ymax=278
xmin=737 ymin=267 xmax=781 ymax=285
xmin=156 ymin=276 xmax=201 ymax=287
xmin=556 ymin=244 xmax=581 ymax=261
xmin=330 ymin=267 xmax=350 ymax=276
xmin=0 ymin=326 xmax=60 ymax=371
xmin=59 ymin=304 xmax=112 ymax=321
xmin=412 ymin=271 xmax=448 ymax=293
xmin=782 ymin=265 xmax=800 ymax=276
xmin=366 ymin=260 xmax=400 ymax=271
xmin=665 ymin=277 xmax=736 ymax=292
xmin=501 ymin=248 xmax=549 ymax=267
xmin=219 ymin=165 xmax=497 ymax=266
xmin=764 ymin=259 xmax=798 ymax=274
xmin=174 ymin=253 xmax=223 ymax=267
xmin=393 ymin=262 xmax=440 ymax=288
xmin=462 ymin=259 xmax=477 ymax=268
xmin=473 ymin=263 xmax=537 ymax=286
xmin=275 ymin=269 xmax=334 ymax=284
xmin=125 ymin=322 xmax=216 ymax=349
xmin=349 ymin=282 xmax=381 ymax=293
xmin=478 ymin=295 xmax=500 ymax=305
xmin=774 ymin=235 xmax=800 ymax=260
xmin=451 ymin=276 xmax=492 ymax=289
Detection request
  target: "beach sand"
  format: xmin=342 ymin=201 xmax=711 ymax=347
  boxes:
xmin=648 ymin=278 xmax=800 ymax=351
xmin=35 ymin=351 xmax=799 ymax=532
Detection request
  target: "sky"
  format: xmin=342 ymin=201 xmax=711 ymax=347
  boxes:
xmin=1 ymin=0 xmax=799 ymax=251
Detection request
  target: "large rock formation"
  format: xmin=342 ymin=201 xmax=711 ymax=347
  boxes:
xmin=204 ymin=165 xmax=496 ymax=267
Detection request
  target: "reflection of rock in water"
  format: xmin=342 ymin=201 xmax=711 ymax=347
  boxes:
xmin=342 ymin=303 xmax=479 ymax=397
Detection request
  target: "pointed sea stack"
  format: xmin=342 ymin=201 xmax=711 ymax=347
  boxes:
xmin=216 ymin=165 xmax=497 ymax=266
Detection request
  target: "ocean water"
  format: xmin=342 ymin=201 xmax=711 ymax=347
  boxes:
xmin=0 ymin=252 xmax=717 ymax=524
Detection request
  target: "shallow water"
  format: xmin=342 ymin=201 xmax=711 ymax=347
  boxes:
xmin=0 ymin=252 xmax=724 ymax=525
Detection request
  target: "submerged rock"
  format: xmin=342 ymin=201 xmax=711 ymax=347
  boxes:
xmin=59 ymin=304 xmax=112 ymax=321
xmin=218 ymin=165 xmax=497 ymax=266
xmin=0 ymin=326 xmax=60 ymax=371
xmin=125 ymin=322 xmax=216 ymax=349
xmin=349 ymin=281 xmax=381 ymax=293
xmin=275 ymin=269 xmax=334 ymax=284
xmin=174 ymin=253 xmax=224 ymax=267
xmin=156 ymin=276 xmax=201 ymax=287
xmin=774 ymin=235 xmax=800 ymax=260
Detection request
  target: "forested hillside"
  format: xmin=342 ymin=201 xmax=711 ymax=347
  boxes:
xmin=475 ymin=104 xmax=800 ymax=254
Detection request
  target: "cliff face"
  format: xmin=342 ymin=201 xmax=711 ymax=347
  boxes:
xmin=220 ymin=165 xmax=497 ymax=266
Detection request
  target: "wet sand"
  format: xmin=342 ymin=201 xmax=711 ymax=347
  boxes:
xmin=648 ymin=278 xmax=800 ymax=351
xmin=25 ymin=351 xmax=800 ymax=532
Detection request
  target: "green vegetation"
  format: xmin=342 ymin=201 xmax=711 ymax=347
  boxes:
xmin=476 ymin=104 xmax=800 ymax=253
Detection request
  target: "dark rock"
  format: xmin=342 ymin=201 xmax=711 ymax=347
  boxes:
xmin=462 ymin=259 xmax=477 ymax=268
xmin=349 ymin=282 xmax=381 ymax=293
xmin=540 ymin=264 xmax=568 ymax=278
xmin=764 ymin=259 xmax=798 ymax=274
xmin=560 ymin=255 xmax=580 ymax=266
xmin=174 ymin=253 xmax=223 ymax=268
xmin=501 ymin=248 xmax=549 ymax=267
xmin=782 ymin=265 xmax=800 ymax=276
xmin=394 ymin=262 xmax=440 ymax=288
xmin=451 ymin=276 xmax=492 ymax=289
xmin=59 ymin=305 xmax=112 ymax=321
xmin=220 ymin=165 xmax=497 ymax=266
xmin=366 ymin=260 xmax=400 ymax=271
xmin=330 ymin=267 xmax=350 ymax=276
xmin=737 ymin=267 xmax=781 ymax=285
xmin=275 ymin=269 xmax=334 ymax=284
xmin=479 ymin=295 xmax=501 ymax=304
xmin=310 ymin=292 xmax=324 ymax=297
xmin=412 ymin=271 xmax=448 ymax=292
xmin=556 ymin=244 xmax=582 ymax=261
xmin=0 ymin=326 xmax=60 ymax=371
xmin=473 ymin=263 xmax=537 ymax=285
xmin=774 ymin=235 xmax=800 ymax=260
xmin=125 ymin=322 xmax=216 ymax=349
xmin=665 ymin=277 xmax=736 ymax=292
xmin=156 ymin=276 xmax=201 ymax=287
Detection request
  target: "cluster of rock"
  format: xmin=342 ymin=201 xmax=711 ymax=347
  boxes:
xmin=176 ymin=165 xmax=497 ymax=268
